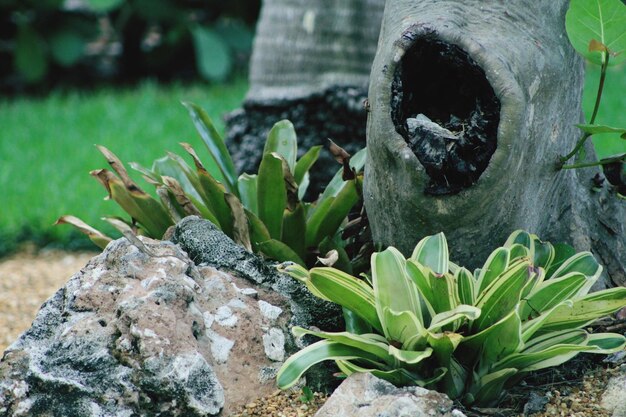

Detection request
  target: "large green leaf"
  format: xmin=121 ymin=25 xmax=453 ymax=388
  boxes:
xmin=372 ymin=247 xmax=424 ymax=337
xmin=292 ymin=327 xmax=392 ymax=363
xmin=520 ymin=272 xmax=588 ymax=319
xmin=305 ymin=180 xmax=358 ymax=247
xmin=522 ymin=329 xmax=588 ymax=353
xmin=534 ymin=287 xmax=626 ymax=333
xmin=586 ymin=332 xmax=626 ymax=353
xmin=456 ymin=267 xmax=476 ymax=306
xmin=264 ymin=120 xmax=298 ymax=173
xmin=476 ymin=247 xmax=510 ymax=294
xmin=459 ymin=309 xmax=523 ymax=370
xmin=257 ymin=152 xmax=287 ymax=239
xmin=470 ymin=368 xmax=517 ymax=406
xmin=406 ymin=261 xmax=436 ymax=321
xmin=428 ymin=305 xmax=480 ymax=332
xmin=473 ymin=259 xmax=532 ymax=332
xmin=182 ymin=102 xmax=236 ymax=191
xmin=545 ymin=243 xmax=577 ymax=278
xmin=281 ymin=203 xmax=306 ymax=259
xmin=410 ymin=233 xmax=449 ymax=275
xmin=244 ymin=209 xmax=271 ymax=250
xmin=308 ymin=268 xmax=382 ymax=332
xmin=566 ymin=0 xmax=626 ymax=65
xmin=382 ymin=308 xmax=425 ymax=347
xmin=276 ymin=340 xmax=384 ymax=389
xmin=238 ymin=174 xmax=258 ymax=215
xmin=191 ymin=26 xmax=232 ymax=81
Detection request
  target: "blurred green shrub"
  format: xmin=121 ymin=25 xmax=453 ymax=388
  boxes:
xmin=0 ymin=0 xmax=259 ymax=90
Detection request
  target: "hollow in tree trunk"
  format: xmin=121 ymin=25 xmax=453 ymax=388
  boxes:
xmin=364 ymin=0 xmax=625 ymax=287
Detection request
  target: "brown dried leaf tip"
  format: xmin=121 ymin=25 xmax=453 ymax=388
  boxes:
xmin=328 ymin=139 xmax=355 ymax=181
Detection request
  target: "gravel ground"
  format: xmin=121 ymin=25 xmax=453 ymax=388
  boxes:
xmin=0 ymin=246 xmax=97 ymax=353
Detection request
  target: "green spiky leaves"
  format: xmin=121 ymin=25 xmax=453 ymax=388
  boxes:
xmin=277 ymin=231 xmax=626 ymax=406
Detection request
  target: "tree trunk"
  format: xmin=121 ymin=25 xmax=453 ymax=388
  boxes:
xmin=226 ymin=0 xmax=385 ymax=197
xmin=364 ymin=0 xmax=626 ymax=286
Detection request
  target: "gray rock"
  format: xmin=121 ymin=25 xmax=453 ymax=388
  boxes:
xmin=601 ymin=364 xmax=626 ymax=417
xmin=314 ymin=373 xmax=466 ymax=417
xmin=0 ymin=237 xmax=296 ymax=416
xmin=171 ymin=216 xmax=344 ymax=392
xmin=523 ymin=391 xmax=549 ymax=416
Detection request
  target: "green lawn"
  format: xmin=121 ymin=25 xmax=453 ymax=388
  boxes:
xmin=0 ymin=63 xmax=623 ymax=256
xmin=0 ymin=79 xmax=247 ymax=255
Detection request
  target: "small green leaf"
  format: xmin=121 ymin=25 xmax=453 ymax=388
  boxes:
xmin=566 ymin=0 xmax=626 ymax=65
xmin=191 ymin=26 xmax=232 ymax=82
xmin=305 ymin=180 xmax=358 ymax=247
xmin=257 ymin=239 xmax=305 ymax=266
xmin=576 ymin=124 xmax=626 ymax=136
xmin=411 ymin=232 xmax=449 ymax=275
xmin=49 ymin=30 xmax=86 ymax=67
xmin=54 ymin=215 xmax=112 ymax=249
xmin=319 ymin=148 xmax=367 ymax=202
xmin=265 ymin=120 xmax=298 ymax=173
xmin=294 ymin=145 xmax=322 ymax=185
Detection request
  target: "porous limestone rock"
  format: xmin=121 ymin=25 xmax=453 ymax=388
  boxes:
xmin=0 ymin=234 xmax=325 ymax=416
xmin=314 ymin=372 xmax=466 ymax=417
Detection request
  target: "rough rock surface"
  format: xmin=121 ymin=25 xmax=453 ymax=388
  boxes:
xmin=0 ymin=232 xmax=335 ymax=417
xmin=170 ymin=216 xmax=343 ymax=333
xmin=601 ymin=364 xmax=626 ymax=417
xmin=314 ymin=372 xmax=466 ymax=417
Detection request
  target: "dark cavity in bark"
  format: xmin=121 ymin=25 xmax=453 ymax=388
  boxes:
xmin=225 ymin=85 xmax=368 ymax=199
xmin=391 ymin=33 xmax=501 ymax=195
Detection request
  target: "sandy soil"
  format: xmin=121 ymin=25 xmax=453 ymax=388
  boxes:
xmin=0 ymin=247 xmax=98 ymax=353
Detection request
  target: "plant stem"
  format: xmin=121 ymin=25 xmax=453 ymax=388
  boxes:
xmin=559 ymin=53 xmax=610 ymax=166
xmin=561 ymin=154 xmax=625 ymax=170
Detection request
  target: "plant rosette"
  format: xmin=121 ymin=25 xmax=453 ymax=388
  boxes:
xmin=276 ymin=230 xmax=626 ymax=406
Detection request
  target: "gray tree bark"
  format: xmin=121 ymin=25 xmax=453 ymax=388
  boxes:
xmin=226 ymin=0 xmax=385 ymax=197
xmin=364 ymin=0 xmax=626 ymax=286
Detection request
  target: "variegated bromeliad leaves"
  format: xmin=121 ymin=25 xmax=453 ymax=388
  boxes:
xmin=277 ymin=231 xmax=626 ymax=406
xmin=56 ymin=103 xmax=365 ymax=269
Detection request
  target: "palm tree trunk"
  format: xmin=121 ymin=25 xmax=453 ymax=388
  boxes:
xmin=226 ymin=0 xmax=385 ymax=197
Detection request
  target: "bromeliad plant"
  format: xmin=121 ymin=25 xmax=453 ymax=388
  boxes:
xmin=56 ymin=102 xmax=365 ymax=269
xmin=276 ymin=230 xmax=626 ymax=406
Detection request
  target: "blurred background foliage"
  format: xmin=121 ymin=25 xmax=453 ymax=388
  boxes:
xmin=0 ymin=0 xmax=260 ymax=92
xmin=0 ymin=1 xmax=623 ymax=257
